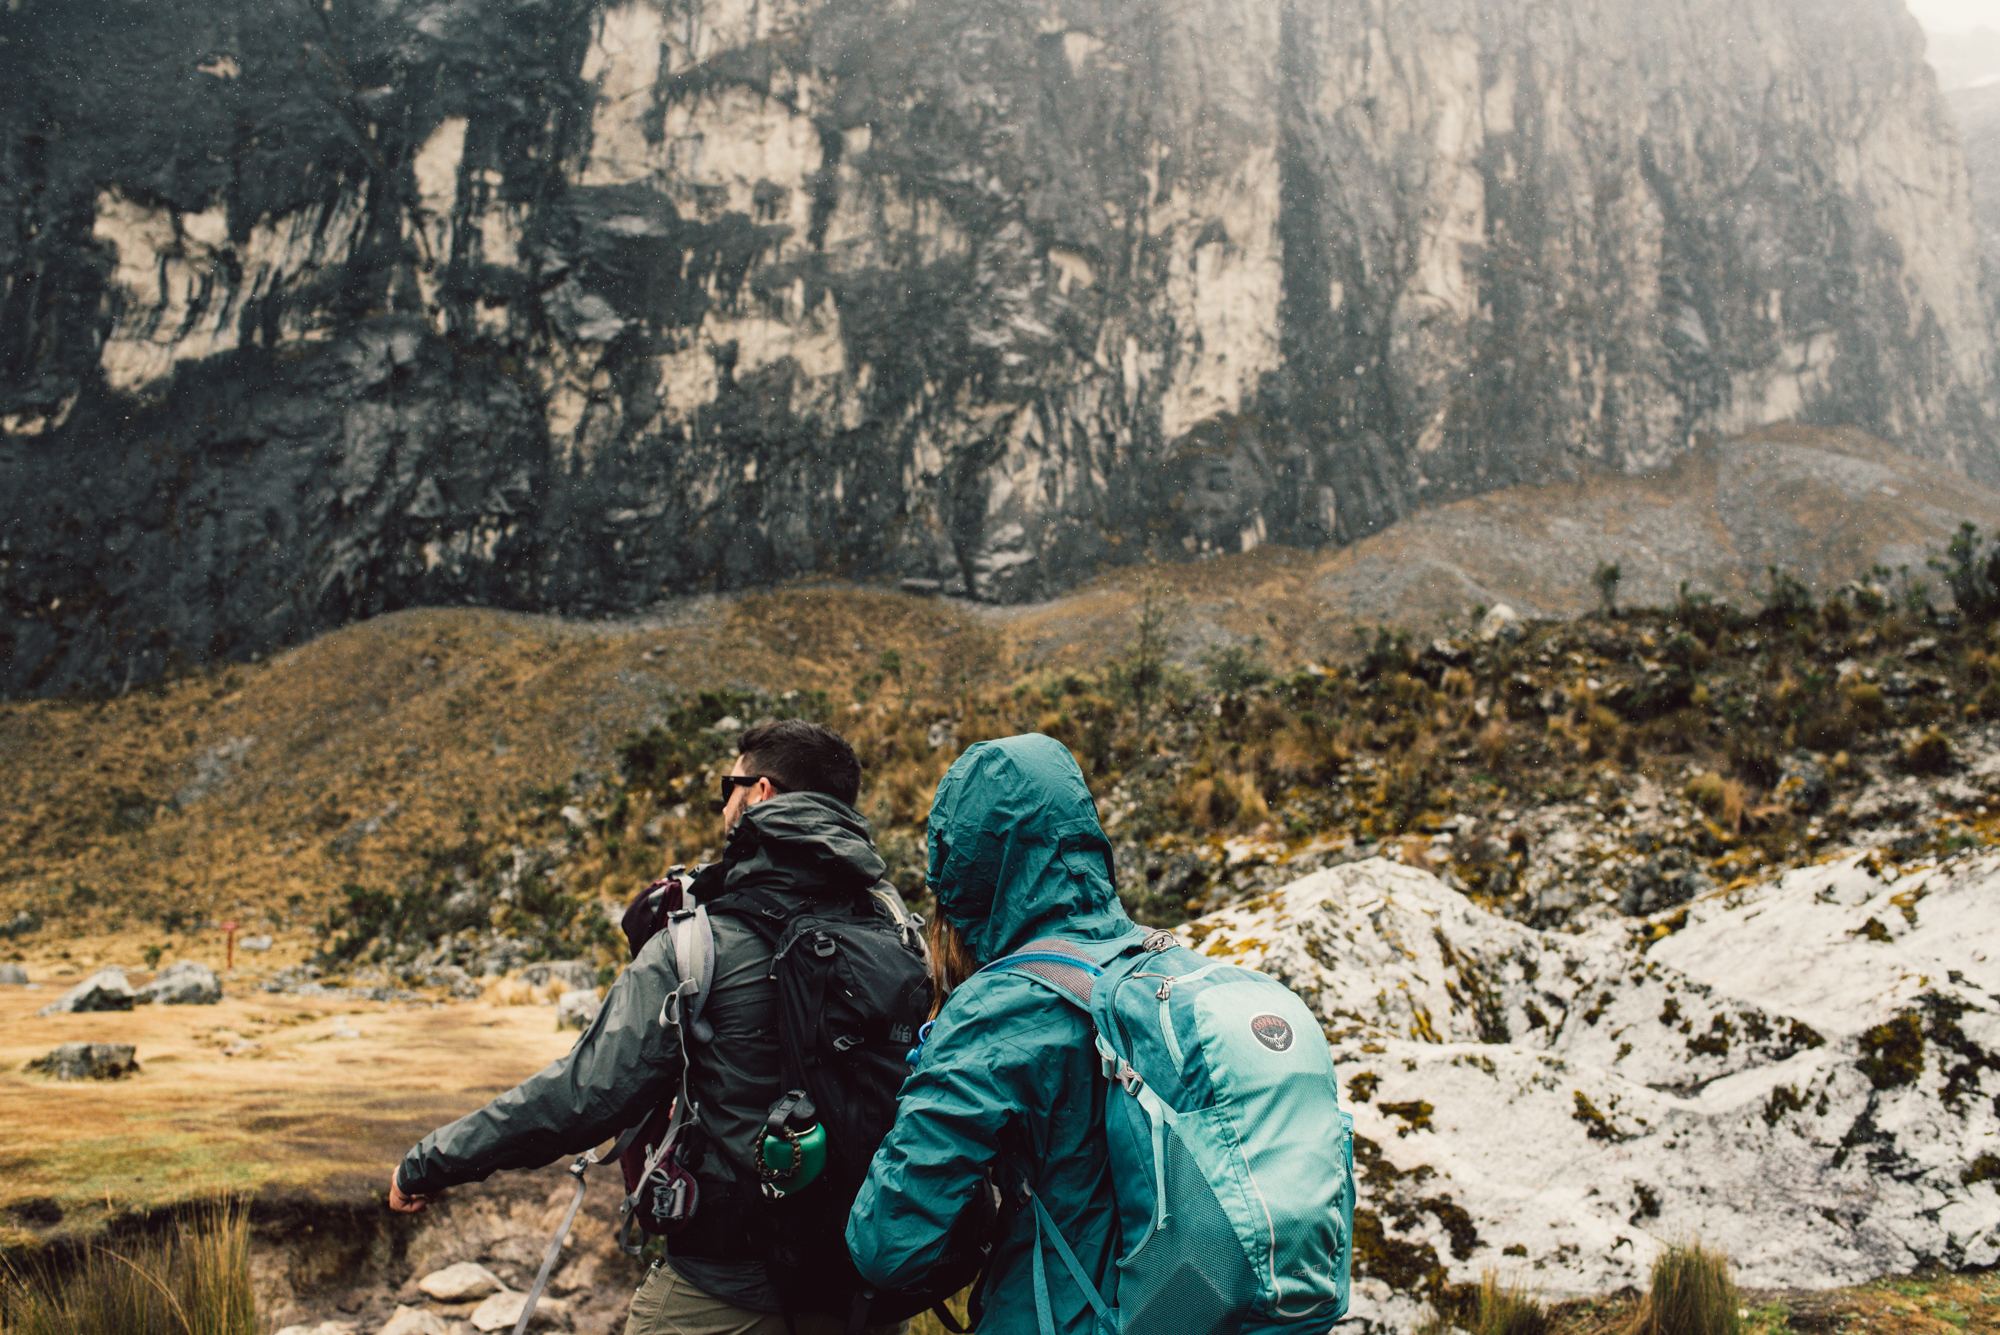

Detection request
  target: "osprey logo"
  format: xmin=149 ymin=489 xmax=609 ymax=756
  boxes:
xmin=1250 ymin=1013 xmax=1295 ymax=1052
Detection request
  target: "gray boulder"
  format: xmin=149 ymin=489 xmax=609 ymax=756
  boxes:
xmin=0 ymin=964 xmax=28 ymax=984
xmin=1775 ymin=755 xmax=1830 ymax=813
xmin=556 ymin=990 xmax=601 ymax=1030
xmin=137 ymin=960 xmax=222 ymax=1005
xmin=28 ymin=1042 xmax=139 ymax=1080
xmin=36 ymin=968 xmax=136 ymax=1016
xmin=522 ymin=960 xmax=597 ymax=991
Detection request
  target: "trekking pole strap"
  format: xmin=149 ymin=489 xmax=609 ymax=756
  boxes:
xmin=512 ymin=1148 xmax=602 ymax=1335
xmin=1027 ymin=1187 xmax=1113 ymax=1335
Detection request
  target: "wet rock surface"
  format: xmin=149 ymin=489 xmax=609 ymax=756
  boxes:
xmin=1 ymin=0 xmax=1994 ymax=696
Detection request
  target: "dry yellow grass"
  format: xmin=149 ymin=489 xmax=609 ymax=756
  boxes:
xmin=0 ymin=984 xmax=577 ymax=1243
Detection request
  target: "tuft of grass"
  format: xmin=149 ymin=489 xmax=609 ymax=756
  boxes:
xmin=1425 ymin=1270 xmax=1550 ymax=1335
xmin=0 ymin=1199 xmax=256 ymax=1335
xmin=1628 ymin=1239 xmax=1740 ymax=1335
xmin=1471 ymin=1270 xmax=1552 ymax=1335
xmin=1682 ymin=774 xmax=1746 ymax=831
xmin=1902 ymin=730 xmax=1955 ymax=776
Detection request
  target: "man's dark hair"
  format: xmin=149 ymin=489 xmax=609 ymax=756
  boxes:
xmin=739 ymin=719 xmax=863 ymax=806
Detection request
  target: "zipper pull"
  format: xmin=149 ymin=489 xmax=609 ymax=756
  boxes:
xmin=1156 ymin=976 xmax=1174 ymax=1001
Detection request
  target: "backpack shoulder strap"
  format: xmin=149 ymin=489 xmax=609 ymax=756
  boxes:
xmin=868 ymin=883 xmax=932 ymax=964
xmin=700 ymin=884 xmax=796 ymax=947
xmin=666 ymin=905 xmax=716 ymax=1043
xmin=979 ymin=938 xmax=1104 ymax=1013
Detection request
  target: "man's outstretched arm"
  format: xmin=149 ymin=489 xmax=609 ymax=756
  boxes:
xmin=391 ymin=931 xmax=684 ymax=1205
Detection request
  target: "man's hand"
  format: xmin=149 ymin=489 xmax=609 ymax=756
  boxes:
xmin=387 ymin=1167 xmax=432 ymax=1213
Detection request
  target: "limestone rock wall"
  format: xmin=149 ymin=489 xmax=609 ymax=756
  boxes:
xmin=2 ymin=0 xmax=1995 ymax=693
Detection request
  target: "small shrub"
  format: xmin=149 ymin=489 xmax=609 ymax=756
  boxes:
xmin=1356 ymin=626 xmax=1413 ymax=682
xmin=1628 ymin=1239 xmax=1740 ymax=1335
xmin=1795 ymin=706 xmax=1854 ymax=754
xmin=1469 ymin=1270 xmax=1550 ymax=1335
xmin=1593 ymin=560 xmax=1623 ymax=616
xmin=1844 ymin=681 xmax=1890 ymax=728
xmin=1903 ymin=729 xmax=1955 ymax=775
xmin=1203 ymin=636 xmax=1271 ymax=694
xmin=1684 ymin=773 xmax=1746 ymax=831
xmin=1728 ymin=739 xmax=1781 ymax=790
xmin=1759 ymin=566 xmax=1814 ymax=627
xmin=1929 ymin=522 xmax=2000 ymax=623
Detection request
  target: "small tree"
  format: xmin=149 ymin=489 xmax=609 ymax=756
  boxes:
xmin=1760 ymin=566 xmax=1814 ymax=627
xmin=1929 ymin=522 xmax=2000 ymax=622
xmin=1126 ymin=581 xmax=1179 ymax=732
xmin=1592 ymin=560 xmax=1623 ymax=616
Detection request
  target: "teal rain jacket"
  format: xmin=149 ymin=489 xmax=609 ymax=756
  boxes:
xmin=848 ymin=734 xmax=1143 ymax=1335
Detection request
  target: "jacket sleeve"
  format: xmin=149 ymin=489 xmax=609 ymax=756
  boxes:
xmin=396 ymin=935 xmax=683 ymax=1197
xmin=846 ymin=973 xmax=1089 ymax=1287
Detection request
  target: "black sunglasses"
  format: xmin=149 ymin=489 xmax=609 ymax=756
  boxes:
xmin=711 ymin=774 xmax=787 ymax=814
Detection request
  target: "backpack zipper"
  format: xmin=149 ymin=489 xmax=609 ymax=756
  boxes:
xmin=1151 ymin=974 xmax=1185 ymax=1068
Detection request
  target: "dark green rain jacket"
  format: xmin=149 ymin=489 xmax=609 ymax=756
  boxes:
xmin=848 ymin=734 xmax=1143 ymax=1335
xmin=396 ymin=790 xmax=895 ymax=1313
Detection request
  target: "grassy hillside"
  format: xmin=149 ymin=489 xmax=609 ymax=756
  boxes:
xmin=7 ymin=422 xmax=2000 ymax=982
xmin=8 ymin=532 xmax=2000 ymax=989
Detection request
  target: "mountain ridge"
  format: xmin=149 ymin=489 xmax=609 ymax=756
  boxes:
xmin=3 ymin=0 xmax=1996 ymax=695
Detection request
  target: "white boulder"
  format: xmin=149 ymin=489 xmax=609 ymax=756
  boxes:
xmin=522 ymin=960 xmax=596 ymax=991
xmin=377 ymin=1307 xmax=448 ymax=1335
xmin=416 ymin=1261 xmax=504 ymax=1302
xmin=469 ymin=1290 xmax=566 ymax=1331
xmin=1477 ymin=603 xmax=1523 ymax=642
xmin=137 ymin=960 xmax=222 ymax=1005
xmin=1184 ymin=853 xmax=2000 ymax=1300
xmin=35 ymin=968 xmax=135 ymax=1015
xmin=556 ymin=990 xmax=600 ymax=1030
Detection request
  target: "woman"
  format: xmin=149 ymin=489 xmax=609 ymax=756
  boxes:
xmin=847 ymin=733 xmax=1143 ymax=1335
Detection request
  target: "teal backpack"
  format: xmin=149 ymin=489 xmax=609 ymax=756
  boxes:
xmin=987 ymin=930 xmax=1355 ymax=1335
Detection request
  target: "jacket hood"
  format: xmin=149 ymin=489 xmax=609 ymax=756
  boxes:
xmin=927 ymin=733 xmax=1135 ymax=964
xmin=724 ymin=790 xmax=886 ymax=898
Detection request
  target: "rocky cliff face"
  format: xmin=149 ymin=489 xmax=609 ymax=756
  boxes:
xmin=3 ymin=0 xmax=1996 ymax=694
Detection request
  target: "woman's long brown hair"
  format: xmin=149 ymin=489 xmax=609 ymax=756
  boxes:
xmin=926 ymin=909 xmax=981 ymax=1018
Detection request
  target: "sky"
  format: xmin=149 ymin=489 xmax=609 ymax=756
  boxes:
xmin=1905 ymin=0 xmax=1999 ymax=33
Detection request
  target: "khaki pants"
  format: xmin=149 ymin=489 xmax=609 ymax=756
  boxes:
xmin=623 ymin=1261 xmax=911 ymax=1335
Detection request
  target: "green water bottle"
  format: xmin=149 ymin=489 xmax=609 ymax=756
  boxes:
xmin=756 ymin=1090 xmax=827 ymax=1196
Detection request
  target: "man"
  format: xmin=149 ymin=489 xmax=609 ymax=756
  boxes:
xmin=387 ymin=719 xmax=909 ymax=1335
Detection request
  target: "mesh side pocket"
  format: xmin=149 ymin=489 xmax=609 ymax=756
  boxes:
xmin=1117 ymin=1121 xmax=1255 ymax=1335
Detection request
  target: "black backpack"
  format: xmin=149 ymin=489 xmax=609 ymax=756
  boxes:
xmin=620 ymin=870 xmax=1001 ymax=1333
